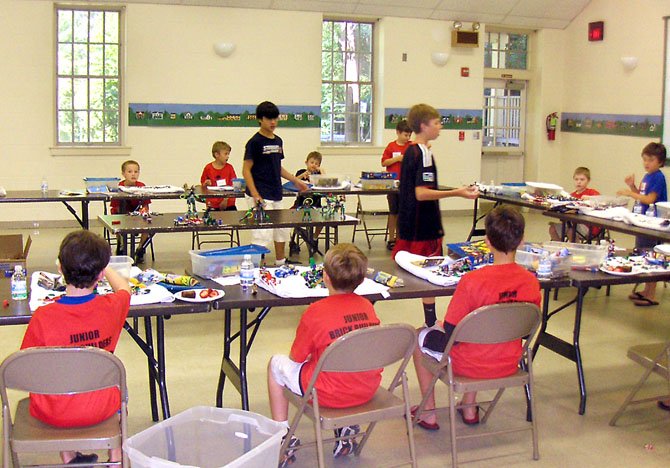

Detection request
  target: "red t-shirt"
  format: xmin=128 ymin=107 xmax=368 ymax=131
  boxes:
xmin=571 ymin=188 xmax=599 ymax=199
xmin=109 ymin=180 xmax=151 ymax=214
xmin=445 ymin=263 xmax=541 ymax=379
xmin=20 ymin=290 xmax=131 ymax=428
xmin=200 ymin=162 xmax=237 ymax=209
xmin=381 ymin=140 xmax=411 ymax=179
xmin=291 ymin=293 xmax=381 ymax=408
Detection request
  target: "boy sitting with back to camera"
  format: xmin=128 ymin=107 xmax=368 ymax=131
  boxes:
xmin=267 ymin=243 xmax=381 ymax=467
xmin=412 ymin=206 xmax=541 ymax=429
xmin=21 ymin=230 xmax=131 ymax=465
xmin=201 ymin=140 xmax=238 ymax=211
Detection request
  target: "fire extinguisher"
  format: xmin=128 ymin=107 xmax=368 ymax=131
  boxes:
xmin=546 ymin=112 xmax=558 ymax=141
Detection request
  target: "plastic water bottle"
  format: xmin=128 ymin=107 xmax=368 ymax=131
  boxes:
xmin=11 ymin=265 xmax=28 ymax=300
xmin=645 ymin=203 xmax=657 ymax=217
xmin=40 ymin=177 xmax=48 ymax=193
xmin=239 ymin=254 xmax=254 ymax=291
xmin=632 ymin=200 xmax=644 ymax=214
xmin=537 ymin=253 xmax=552 ymax=280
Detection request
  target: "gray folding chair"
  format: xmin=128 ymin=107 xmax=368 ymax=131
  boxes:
xmin=0 ymin=347 xmax=129 ymax=468
xmin=609 ymin=341 xmax=670 ymax=426
xmin=413 ymin=303 xmax=541 ymax=467
xmin=351 ymin=196 xmax=389 ymax=249
xmin=281 ymin=323 xmax=417 ymax=467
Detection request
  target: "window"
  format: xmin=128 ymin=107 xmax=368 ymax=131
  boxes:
xmin=484 ymin=31 xmax=528 ymax=70
xmin=56 ymin=6 xmax=122 ymax=145
xmin=321 ymin=20 xmax=373 ymax=144
xmin=483 ymin=80 xmax=525 ymax=152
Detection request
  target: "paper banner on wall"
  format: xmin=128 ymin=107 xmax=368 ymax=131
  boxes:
xmin=561 ymin=112 xmax=662 ymax=138
xmin=129 ymin=104 xmax=321 ymax=128
xmin=385 ymin=107 xmax=483 ymax=130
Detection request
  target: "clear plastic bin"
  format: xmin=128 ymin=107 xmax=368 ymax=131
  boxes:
xmin=309 ymin=174 xmax=342 ymax=188
xmin=360 ymin=178 xmax=397 ymax=190
xmin=124 ymin=406 xmax=284 ymax=468
xmin=516 ymin=243 xmax=572 ymax=277
xmin=108 ymin=255 xmax=133 ymax=278
xmin=542 ymin=241 xmax=607 ymax=269
xmin=656 ymin=201 xmax=670 ymax=218
xmin=83 ymin=177 xmax=121 ymax=193
xmin=189 ymin=244 xmax=269 ymax=278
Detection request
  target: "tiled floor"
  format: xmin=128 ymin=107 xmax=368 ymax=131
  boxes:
xmin=1 ymin=209 xmax=669 ymax=466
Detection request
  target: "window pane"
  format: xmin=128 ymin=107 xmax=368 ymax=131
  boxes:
xmin=89 ymin=11 xmax=104 ymax=43
xmin=58 ymin=78 xmax=72 ymax=109
xmin=359 ymin=53 xmax=371 ymax=82
xmin=73 ymin=111 xmax=89 ymax=142
xmin=73 ymin=11 xmax=89 ymax=43
xmin=58 ymin=10 xmax=72 ymax=42
xmin=105 ymin=11 xmax=119 ymax=42
xmin=322 ymin=21 xmax=333 ymax=50
xmin=333 ymin=113 xmax=345 ymax=141
xmin=104 ymin=112 xmax=119 ymax=142
xmin=105 ymin=45 xmax=119 ymax=75
xmin=346 ymin=23 xmax=357 ymax=52
xmin=73 ymin=78 xmax=88 ymax=109
xmin=333 ymin=52 xmax=345 ymax=81
xmin=333 ymin=22 xmax=345 ymax=52
xmin=58 ymin=44 xmax=73 ymax=75
xmin=89 ymin=44 xmax=104 ymax=75
xmin=321 ymin=52 xmax=332 ymax=80
xmin=58 ymin=111 xmax=73 ymax=143
xmin=90 ymin=111 xmax=104 ymax=142
xmin=333 ymin=84 xmax=346 ymax=111
xmin=90 ymin=78 xmax=104 ymax=109
xmin=321 ymin=84 xmax=333 ymax=113
xmin=358 ymin=24 xmax=372 ymax=53
xmin=73 ymin=44 xmax=88 ymax=75
xmin=360 ymin=85 xmax=372 ymax=113
xmin=104 ymin=79 xmax=119 ymax=111
xmin=347 ymin=83 xmax=360 ymax=105
xmin=360 ymin=113 xmax=371 ymax=142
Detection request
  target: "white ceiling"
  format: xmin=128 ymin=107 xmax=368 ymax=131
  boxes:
xmin=87 ymin=0 xmax=592 ymax=29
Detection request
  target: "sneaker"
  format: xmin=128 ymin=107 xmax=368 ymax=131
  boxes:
xmin=135 ymin=247 xmax=146 ymax=264
xmin=333 ymin=425 xmax=360 ymax=458
xmin=68 ymin=452 xmax=98 ymax=465
xmin=386 ymin=240 xmax=396 ymax=251
xmin=279 ymin=434 xmax=300 ymax=468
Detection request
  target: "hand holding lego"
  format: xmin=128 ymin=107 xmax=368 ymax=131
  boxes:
xmin=294 ymin=178 xmax=309 ymax=192
xmin=459 ymin=185 xmax=479 ymax=199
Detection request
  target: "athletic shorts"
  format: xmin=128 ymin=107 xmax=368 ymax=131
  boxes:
xmin=245 ymin=196 xmax=291 ymax=244
xmin=386 ymin=193 xmax=400 ymax=215
xmin=392 ymin=238 xmax=443 ymax=259
xmin=269 ymin=355 xmax=304 ymax=396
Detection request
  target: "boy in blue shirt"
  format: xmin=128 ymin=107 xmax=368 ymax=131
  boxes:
xmin=618 ymin=142 xmax=667 ymax=306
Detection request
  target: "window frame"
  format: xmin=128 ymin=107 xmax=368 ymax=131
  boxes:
xmin=54 ymin=3 xmax=125 ymax=147
xmin=320 ymin=18 xmax=374 ymax=146
xmin=484 ymin=28 xmax=530 ymax=71
xmin=482 ymin=79 xmax=526 ymax=156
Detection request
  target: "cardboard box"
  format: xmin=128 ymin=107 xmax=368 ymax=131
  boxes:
xmin=0 ymin=235 xmax=31 ymax=277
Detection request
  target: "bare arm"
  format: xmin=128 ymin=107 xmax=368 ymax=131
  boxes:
xmin=242 ymin=159 xmax=262 ymax=202
xmin=616 ymin=189 xmax=657 ymax=205
xmin=281 ymin=166 xmax=309 ymax=191
xmin=104 ymin=266 xmax=131 ymax=294
xmin=381 ymin=154 xmax=404 ymax=167
xmin=415 ymin=185 xmax=479 ymax=201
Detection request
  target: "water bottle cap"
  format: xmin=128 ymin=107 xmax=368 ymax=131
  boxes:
xmin=243 ymin=254 xmax=251 ymax=260
xmin=14 ymin=265 xmax=21 ymax=272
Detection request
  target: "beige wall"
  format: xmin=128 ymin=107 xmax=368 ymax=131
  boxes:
xmin=0 ymin=0 xmax=667 ymax=225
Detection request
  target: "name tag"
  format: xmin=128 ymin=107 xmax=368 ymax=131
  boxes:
xmin=392 ymin=151 xmax=401 ymax=157
xmin=422 ymin=172 xmax=435 ymax=182
xmin=216 ymin=179 xmax=227 ymax=187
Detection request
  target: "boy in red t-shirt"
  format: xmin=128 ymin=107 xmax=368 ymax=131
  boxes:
xmin=549 ymin=166 xmax=600 ymax=241
xmin=267 ymin=244 xmax=381 ymax=467
xmin=412 ymin=206 xmax=541 ymax=429
xmin=21 ymin=230 xmax=131 ymax=465
xmin=381 ymin=119 xmax=412 ymax=250
xmin=201 ymin=141 xmax=237 ymax=211
xmin=110 ymin=160 xmax=152 ymax=261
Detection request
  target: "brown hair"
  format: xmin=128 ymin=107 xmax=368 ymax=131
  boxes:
xmin=121 ymin=160 xmax=140 ymax=172
xmin=642 ymin=142 xmax=667 ymax=167
xmin=395 ymin=119 xmax=412 ymax=134
xmin=573 ymin=167 xmax=591 ymax=180
xmin=212 ymin=141 xmax=232 ymax=157
xmin=406 ymin=104 xmax=440 ymax=134
xmin=485 ymin=206 xmax=525 ymax=254
xmin=323 ymin=243 xmax=368 ymax=292
xmin=58 ymin=230 xmax=111 ymax=289
xmin=306 ymin=151 xmax=323 ymax=164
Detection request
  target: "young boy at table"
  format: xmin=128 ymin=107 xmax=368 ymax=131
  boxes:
xmin=267 ymin=244 xmax=381 ymax=466
xmin=294 ymin=151 xmax=325 ymax=240
xmin=243 ymin=101 xmax=309 ymax=265
xmin=20 ymin=230 xmax=131 ymax=465
xmin=392 ymin=103 xmax=479 ymax=327
xmin=412 ymin=206 xmax=541 ymax=429
xmin=201 ymin=140 xmax=237 ymax=211
xmin=110 ymin=159 xmax=151 ymax=262
xmin=381 ymin=119 xmax=412 ymax=250
xmin=617 ymin=142 xmax=668 ymax=306
xmin=549 ymin=166 xmax=600 ymax=241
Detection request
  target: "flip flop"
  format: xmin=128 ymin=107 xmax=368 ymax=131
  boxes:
xmin=632 ymin=297 xmax=659 ymax=307
xmin=628 ymin=292 xmax=645 ymax=301
xmin=658 ymin=401 xmax=670 ymax=412
xmin=410 ymin=405 xmax=440 ymax=431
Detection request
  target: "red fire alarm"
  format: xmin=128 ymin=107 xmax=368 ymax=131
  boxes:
xmin=461 ymin=67 xmax=470 ymax=77
xmin=458 ymin=131 xmax=465 ymax=141
xmin=588 ymin=21 xmax=604 ymax=41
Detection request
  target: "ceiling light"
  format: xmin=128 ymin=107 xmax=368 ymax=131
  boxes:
xmin=453 ymin=21 xmax=462 ymax=30
xmin=472 ymin=22 xmax=480 ymax=32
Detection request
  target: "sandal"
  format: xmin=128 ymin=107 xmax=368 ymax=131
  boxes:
xmin=628 ymin=291 xmax=645 ymax=301
xmin=632 ymin=297 xmax=659 ymax=307
xmin=410 ymin=405 xmax=440 ymax=431
xmin=457 ymin=407 xmax=480 ymax=425
xmin=658 ymin=401 xmax=670 ymax=412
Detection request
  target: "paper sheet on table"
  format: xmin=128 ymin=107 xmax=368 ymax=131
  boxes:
xmin=578 ymin=206 xmax=631 ymax=220
xmin=205 ymin=185 xmax=234 ymax=191
xmin=118 ymin=185 xmax=185 ymax=194
xmin=211 ymin=276 xmax=241 ymax=287
xmin=29 ymin=271 xmax=174 ymax=311
xmin=255 ymin=266 xmax=388 ymax=298
xmin=394 ymin=251 xmax=462 ymax=287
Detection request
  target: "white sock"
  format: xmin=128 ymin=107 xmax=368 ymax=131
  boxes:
xmin=275 ymin=258 xmax=286 ymax=266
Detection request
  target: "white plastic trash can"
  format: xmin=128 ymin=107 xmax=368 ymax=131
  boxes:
xmin=124 ymin=406 xmax=284 ymax=468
